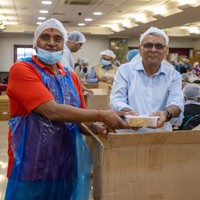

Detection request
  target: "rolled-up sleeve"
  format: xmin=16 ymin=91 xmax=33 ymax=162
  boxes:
xmin=166 ymin=71 xmax=184 ymax=125
xmin=109 ymin=64 xmax=132 ymax=111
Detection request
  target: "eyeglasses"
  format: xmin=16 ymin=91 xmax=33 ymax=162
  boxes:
xmin=142 ymin=43 xmax=166 ymax=50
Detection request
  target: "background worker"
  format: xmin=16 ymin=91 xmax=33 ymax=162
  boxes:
xmin=87 ymin=49 xmax=118 ymax=85
xmin=60 ymin=30 xmax=93 ymax=94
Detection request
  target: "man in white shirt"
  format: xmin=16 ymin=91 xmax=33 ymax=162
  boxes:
xmin=110 ymin=26 xmax=184 ymax=132
xmin=60 ymin=31 xmax=93 ymax=94
xmin=60 ymin=31 xmax=86 ymax=71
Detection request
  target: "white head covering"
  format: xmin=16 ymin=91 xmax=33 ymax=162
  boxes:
xmin=67 ymin=31 xmax=86 ymax=43
xmin=139 ymin=26 xmax=169 ymax=45
xmin=193 ymin=61 xmax=199 ymax=68
xmin=183 ymin=83 xmax=200 ymax=99
xmin=80 ymin=58 xmax=89 ymax=64
xmin=33 ymin=18 xmax=67 ymax=48
xmin=100 ymin=49 xmax=116 ymax=59
xmin=182 ymin=58 xmax=189 ymax=63
xmin=181 ymin=73 xmax=190 ymax=82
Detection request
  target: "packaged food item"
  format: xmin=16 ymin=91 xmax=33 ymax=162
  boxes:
xmin=125 ymin=115 xmax=159 ymax=127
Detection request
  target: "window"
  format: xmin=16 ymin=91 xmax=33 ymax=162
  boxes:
xmin=14 ymin=45 xmax=36 ymax=62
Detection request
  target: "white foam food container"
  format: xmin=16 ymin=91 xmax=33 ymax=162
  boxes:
xmin=125 ymin=115 xmax=159 ymax=128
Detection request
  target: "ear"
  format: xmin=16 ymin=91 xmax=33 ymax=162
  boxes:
xmin=166 ymin=47 xmax=169 ymax=55
xmin=139 ymin=45 xmax=142 ymax=56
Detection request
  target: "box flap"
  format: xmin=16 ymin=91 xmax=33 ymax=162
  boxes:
xmin=95 ymin=130 xmax=200 ymax=148
xmin=91 ymin=88 xmax=107 ymax=95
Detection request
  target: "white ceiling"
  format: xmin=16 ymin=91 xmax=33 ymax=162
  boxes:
xmin=1 ymin=0 xmax=200 ymax=38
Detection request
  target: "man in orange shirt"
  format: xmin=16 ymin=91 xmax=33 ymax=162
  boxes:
xmin=5 ymin=18 xmax=128 ymax=200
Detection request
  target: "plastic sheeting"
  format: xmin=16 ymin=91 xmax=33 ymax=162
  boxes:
xmin=5 ymin=57 xmax=92 ymax=200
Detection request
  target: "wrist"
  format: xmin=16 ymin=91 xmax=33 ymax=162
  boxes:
xmin=96 ymin=110 xmax=101 ymax=122
xmin=164 ymin=109 xmax=172 ymax=122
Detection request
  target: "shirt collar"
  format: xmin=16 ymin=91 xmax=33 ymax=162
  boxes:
xmin=134 ymin=59 xmax=166 ymax=76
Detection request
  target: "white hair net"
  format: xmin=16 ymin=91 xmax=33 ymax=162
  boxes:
xmin=67 ymin=31 xmax=86 ymax=43
xmin=139 ymin=26 xmax=169 ymax=45
xmin=100 ymin=49 xmax=116 ymax=59
xmin=182 ymin=58 xmax=189 ymax=63
xmin=183 ymin=83 xmax=200 ymax=99
xmin=193 ymin=62 xmax=199 ymax=68
xmin=80 ymin=58 xmax=89 ymax=64
xmin=33 ymin=18 xmax=67 ymax=48
xmin=181 ymin=73 xmax=190 ymax=82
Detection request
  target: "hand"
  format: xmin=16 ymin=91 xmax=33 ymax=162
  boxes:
xmin=94 ymin=122 xmax=115 ymax=138
xmin=84 ymin=88 xmax=94 ymax=95
xmin=82 ymin=84 xmax=94 ymax=95
xmin=150 ymin=111 xmax=166 ymax=128
xmin=98 ymin=110 xmax=129 ymax=129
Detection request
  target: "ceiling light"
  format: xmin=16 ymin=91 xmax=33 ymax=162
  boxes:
xmin=152 ymin=5 xmax=167 ymax=15
xmin=133 ymin=13 xmax=156 ymax=24
xmin=4 ymin=21 xmax=18 ymax=25
xmin=0 ymin=24 xmax=6 ymax=30
xmin=134 ymin=13 xmax=146 ymax=22
xmin=39 ymin=10 xmax=48 ymax=13
xmin=111 ymin=24 xmax=124 ymax=32
xmin=78 ymin=23 xmax=85 ymax=26
xmin=37 ymin=22 xmax=42 ymax=25
xmin=41 ymin=1 xmax=52 ymax=5
xmin=121 ymin=19 xmax=131 ymax=27
xmin=93 ymin=12 xmax=102 ymax=16
xmin=188 ymin=26 xmax=200 ymax=34
xmin=38 ymin=17 xmax=46 ymax=20
xmin=85 ymin=18 xmax=93 ymax=22
xmin=178 ymin=0 xmax=196 ymax=6
xmin=121 ymin=19 xmax=138 ymax=28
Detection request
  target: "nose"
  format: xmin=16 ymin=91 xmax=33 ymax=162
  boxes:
xmin=48 ymin=37 xmax=56 ymax=46
xmin=151 ymin=45 xmax=157 ymax=51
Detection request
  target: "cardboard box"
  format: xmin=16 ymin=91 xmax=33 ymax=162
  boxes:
xmin=83 ymin=83 xmax=98 ymax=89
xmin=87 ymin=128 xmax=200 ymax=200
xmin=84 ymin=88 xmax=109 ymax=110
xmin=0 ymin=95 xmax=9 ymax=120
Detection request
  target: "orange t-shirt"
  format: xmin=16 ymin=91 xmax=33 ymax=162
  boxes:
xmin=6 ymin=56 xmax=86 ymax=176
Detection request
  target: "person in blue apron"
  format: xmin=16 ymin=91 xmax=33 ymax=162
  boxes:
xmin=5 ymin=18 xmax=128 ymax=200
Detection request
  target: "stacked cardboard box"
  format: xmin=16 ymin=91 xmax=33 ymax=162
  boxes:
xmin=84 ymin=82 xmax=112 ymax=110
xmin=0 ymin=95 xmax=9 ymax=120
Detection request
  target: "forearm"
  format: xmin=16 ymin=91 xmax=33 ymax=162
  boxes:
xmin=34 ymin=100 xmax=100 ymax=123
xmin=164 ymin=105 xmax=181 ymax=118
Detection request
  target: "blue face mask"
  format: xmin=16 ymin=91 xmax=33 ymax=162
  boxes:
xmin=101 ymin=59 xmax=111 ymax=66
xmin=36 ymin=47 xmax=63 ymax=65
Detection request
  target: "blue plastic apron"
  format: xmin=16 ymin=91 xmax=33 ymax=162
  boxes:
xmin=5 ymin=57 xmax=92 ymax=200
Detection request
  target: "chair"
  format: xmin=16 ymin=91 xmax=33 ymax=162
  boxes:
xmin=182 ymin=115 xmax=200 ymax=130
